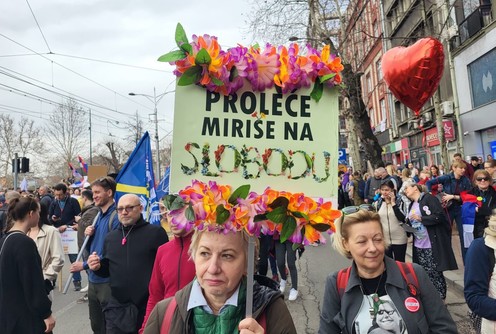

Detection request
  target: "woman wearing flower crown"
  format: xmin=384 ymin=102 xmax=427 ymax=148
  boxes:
xmin=319 ymin=210 xmax=456 ymax=333
xmin=143 ymin=229 xmax=296 ymax=333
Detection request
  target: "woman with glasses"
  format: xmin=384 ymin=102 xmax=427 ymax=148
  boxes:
xmin=468 ymin=170 xmax=496 ymax=239
xmin=374 ymin=180 xmax=408 ymax=262
xmin=319 ymin=210 xmax=456 ymax=333
xmin=0 ymin=197 xmax=56 ymax=333
xmin=367 ymin=300 xmax=405 ymax=334
xmin=403 ymin=181 xmax=457 ymax=300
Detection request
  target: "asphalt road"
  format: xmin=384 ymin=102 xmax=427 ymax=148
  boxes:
xmin=51 ymin=236 xmax=475 ymax=333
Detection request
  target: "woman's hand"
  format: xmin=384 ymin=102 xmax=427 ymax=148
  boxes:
xmin=44 ymin=314 xmax=56 ymax=333
xmin=238 ymin=317 xmax=264 ymax=334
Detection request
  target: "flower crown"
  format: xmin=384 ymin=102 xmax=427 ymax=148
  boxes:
xmin=163 ymin=180 xmax=342 ymax=245
xmin=158 ymin=23 xmax=344 ymax=102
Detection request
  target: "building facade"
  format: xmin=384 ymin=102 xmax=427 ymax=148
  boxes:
xmin=452 ymin=0 xmax=496 ymax=159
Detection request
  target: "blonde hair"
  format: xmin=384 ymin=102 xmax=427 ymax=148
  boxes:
xmin=332 ymin=210 xmax=389 ymax=259
xmin=188 ymin=229 xmax=259 ymax=269
xmin=451 ymin=160 xmax=467 ymax=170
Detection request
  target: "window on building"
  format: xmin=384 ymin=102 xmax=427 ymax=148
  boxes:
xmin=376 ymin=59 xmax=382 ymax=81
xmin=380 ymin=99 xmax=387 ymax=124
xmin=469 ymin=47 xmax=496 ymax=108
xmin=373 ymin=20 xmax=379 ymax=37
xmin=366 ymin=74 xmax=372 ymax=94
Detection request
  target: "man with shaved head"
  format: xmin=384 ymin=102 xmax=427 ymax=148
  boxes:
xmin=88 ymin=194 xmax=168 ymax=334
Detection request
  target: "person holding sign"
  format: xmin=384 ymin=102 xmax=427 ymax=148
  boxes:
xmin=143 ymin=229 xmax=296 ymax=334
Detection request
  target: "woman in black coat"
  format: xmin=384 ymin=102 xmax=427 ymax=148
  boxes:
xmin=468 ymin=169 xmax=496 ymax=238
xmin=403 ymin=181 xmax=458 ymax=300
xmin=0 ymin=197 xmax=55 ymax=333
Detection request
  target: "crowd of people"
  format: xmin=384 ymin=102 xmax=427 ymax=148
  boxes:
xmin=1 ymin=152 xmax=496 ymax=333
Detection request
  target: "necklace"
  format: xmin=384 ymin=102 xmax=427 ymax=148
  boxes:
xmin=121 ymin=225 xmax=135 ymax=246
xmin=360 ymin=270 xmax=385 ymax=318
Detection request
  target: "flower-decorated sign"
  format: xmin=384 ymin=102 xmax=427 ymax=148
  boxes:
xmin=162 ymin=25 xmax=341 ymax=198
xmin=164 ymin=180 xmax=342 ymax=245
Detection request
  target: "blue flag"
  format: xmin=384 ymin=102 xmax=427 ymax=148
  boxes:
xmin=115 ymin=132 xmax=161 ymax=225
xmin=155 ymin=166 xmax=170 ymax=201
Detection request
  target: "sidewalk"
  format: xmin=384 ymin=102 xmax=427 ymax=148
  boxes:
xmin=406 ymin=231 xmax=465 ymax=295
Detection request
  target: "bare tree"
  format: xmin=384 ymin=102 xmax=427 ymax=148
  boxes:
xmin=126 ymin=111 xmax=145 ymax=146
xmin=17 ymin=117 xmax=45 ymax=157
xmin=245 ymin=0 xmax=383 ymax=169
xmin=0 ymin=114 xmax=16 ymax=177
xmin=93 ymin=139 xmax=129 ymax=173
xmin=45 ymin=98 xmax=87 ymax=170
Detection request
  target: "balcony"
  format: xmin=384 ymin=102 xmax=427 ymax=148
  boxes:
xmin=458 ymin=4 xmax=493 ymax=44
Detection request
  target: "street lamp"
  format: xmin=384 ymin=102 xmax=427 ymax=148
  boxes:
xmin=128 ymin=87 xmax=174 ymax=180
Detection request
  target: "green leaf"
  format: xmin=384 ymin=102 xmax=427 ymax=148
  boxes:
xmin=228 ymin=185 xmax=251 ymax=205
xmin=319 ymin=73 xmax=336 ymax=83
xmin=216 ymin=205 xmax=231 ymax=225
xmin=280 ymin=216 xmax=297 ymax=243
xmin=310 ymin=80 xmax=324 ymax=102
xmin=229 ymin=67 xmax=239 ymax=82
xmin=191 ymin=142 xmax=200 ymax=149
xmin=157 ymin=50 xmax=186 ymax=63
xmin=180 ymin=43 xmax=193 ymax=54
xmin=292 ymin=211 xmax=309 ymax=221
xmin=304 ymin=153 xmax=313 ymax=168
xmin=266 ymin=206 xmax=287 ymax=224
xmin=292 ymin=242 xmax=303 ymax=251
xmin=311 ymin=223 xmax=331 ymax=232
xmin=185 ymin=204 xmax=196 ymax=222
xmin=253 ymin=214 xmax=267 ymax=222
xmin=269 ymin=196 xmax=289 ymax=210
xmin=211 ymin=77 xmax=224 ymax=86
xmin=177 ymin=66 xmax=201 ymax=86
xmin=195 ymin=48 xmax=211 ymax=65
xmin=163 ymin=195 xmax=185 ymax=211
xmin=175 ymin=23 xmax=189 ymax=48
xmin=252 ymin=43 xmax=260 ymax=50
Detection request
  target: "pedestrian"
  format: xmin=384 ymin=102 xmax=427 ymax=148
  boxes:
xmin=403 ymin=181 xmax=458 ymax=300
xmin=0 ymin=191 xmax=21 ymax=237
xmin=467 ymin=170 xmax=496 ymax=238
xmin=0 ymin=197 xmax=56 ymax=333
xmin=27 ymin=201 xmax=64 ymax=299
xmin=70 ymin=176 xmax=120 ymax=334
xmin=426 ymin=160 xmax=472 ymax=262
xmin=74 ymin=189 xmax=100 ymax=302
xmin=88 ymin=194 xmax=168 ymax=334
xmin=374 ymin=180 xmax=408 ymax=262
xmin=276 ymin=233 xmax=300 ymax=301
xmin=319 ymin=210 xmax=457 ymax=333
xmin=140 ymin=212 xmax=195 ymax=333
xmin=484 ymin=159 xmax=496 ymax=185
xmin=143 ymin=229 xmax=297 ymax=333
xmin=465 ymin=214 xmax=496 ymax=333
xmin=49 ymin=183 xmax=82 ymax=290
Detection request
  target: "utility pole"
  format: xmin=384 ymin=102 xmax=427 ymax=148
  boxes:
xmin=89 ymin=108 xmax=93 ymax=165
xmin=13 ymin=152 xmax=18 ymax=190
xmin=153 ymin=87 xmax=160 ymax=180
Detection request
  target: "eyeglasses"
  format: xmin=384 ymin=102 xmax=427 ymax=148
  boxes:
xmin=342 ymin=204 xmax=375 ymax=215
xmin=377 ymin=309 xmax=396 ymax=316
xmin=476 ymin=177 xmax=490 ymax=182
xmin=116 ymin=204 xmax=140 ymax=213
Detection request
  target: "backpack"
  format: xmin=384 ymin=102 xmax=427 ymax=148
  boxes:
xmin=357 ymin=180 xmax=366 ymax=199
xmin=336 ymin=261 xmax=419 ymax=298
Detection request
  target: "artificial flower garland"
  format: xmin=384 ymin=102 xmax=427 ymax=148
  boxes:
xmin=159 ymin=23 xmax=344 ymax=102
xmin=163 ymin=180 xmax=342 ymax=245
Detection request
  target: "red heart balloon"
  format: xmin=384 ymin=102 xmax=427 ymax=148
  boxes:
xmin=382 ymin=38 xmax=444 ymax=116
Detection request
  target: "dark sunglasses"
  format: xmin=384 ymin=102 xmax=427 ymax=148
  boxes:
xmin=342 ymin=204 xmax=375 ymax=215
xmin=476 ymin=177 xmax=490 ymax=182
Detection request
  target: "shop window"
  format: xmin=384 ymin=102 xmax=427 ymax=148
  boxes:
xmin=468 ymin=47 xmax=496 ymax=108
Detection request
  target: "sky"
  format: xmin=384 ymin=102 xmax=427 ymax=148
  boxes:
xmin=0 ymin=0 xmax=255 ymax=160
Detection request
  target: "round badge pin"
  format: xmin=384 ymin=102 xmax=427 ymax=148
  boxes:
xmin=404 ymin=296 xmax=420 ymax=312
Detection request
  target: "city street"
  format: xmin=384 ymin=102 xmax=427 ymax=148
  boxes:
xmin=52 ymin=235 xmax=475 ymax=333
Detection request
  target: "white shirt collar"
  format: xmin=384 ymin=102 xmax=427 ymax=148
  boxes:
xmin=187 ymin=279 xmax=240 ymax=314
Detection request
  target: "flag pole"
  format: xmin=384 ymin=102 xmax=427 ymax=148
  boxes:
xmin=245 ymin=235 xmax=255 ymax=318
xmin=63 ymin=213 xmax=100 ymax=294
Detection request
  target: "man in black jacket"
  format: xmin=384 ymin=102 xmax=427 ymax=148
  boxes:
xmin=88 ymin=194 xmax=168 ymax=334
xmin=49 ymin=183 xmax=82 ymax=290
